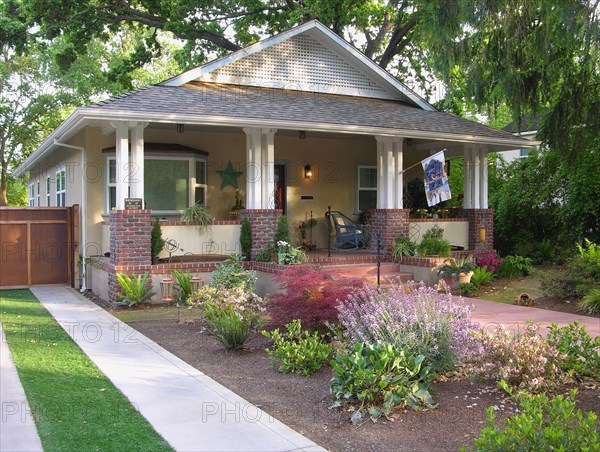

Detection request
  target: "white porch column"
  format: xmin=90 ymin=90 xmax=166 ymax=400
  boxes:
xmin=130 ymin=122 xmax=148 ymax=202
xmin=113 ymin=122 xmax=129 ymax=210
xmin=463 ymin=144 xmax=472 ymax=208
xmin=243 ymin=127 xmax=263 ymax=209
xmin=479 ymin=145 xmax=489 ymax=209
xmin=261 ymin=128 xmax=277 ymax=209
xmin=376 ymin=139 xmax=386 ymax=208
xmin=473 ymin=145 xmax=481 ymax=209
xmin=393 ymin=139 xmax=403 ymax=208
xmin=376 ymin=136 xmax=403 ymax=209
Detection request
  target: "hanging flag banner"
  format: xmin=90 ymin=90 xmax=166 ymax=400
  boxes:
xmin=421 ymin=150 xmax=451 ymax=207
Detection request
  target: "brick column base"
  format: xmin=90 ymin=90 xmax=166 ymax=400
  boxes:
xmin=458 ymin=208 xmax=494 ymax=251
xmin=240 ymin=209 xmax=282 ymax=260
xmin=108 ymin=209 xmax=152 ymax=302
xmin=368 ymin=209 xmax=411 ymax=253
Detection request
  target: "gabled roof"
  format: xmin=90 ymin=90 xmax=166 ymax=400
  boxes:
xmin=502 ymin=112 xmax=541 ymax=134
xmin=162 ymin=20 xmax=433 ymax=109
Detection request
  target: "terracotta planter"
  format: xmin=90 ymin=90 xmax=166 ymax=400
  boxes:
xmin=458 ymin=271 xmax=473 ymax=284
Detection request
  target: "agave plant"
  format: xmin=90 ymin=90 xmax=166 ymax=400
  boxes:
xmin=115 ymin=272 xmax=155 ymax=306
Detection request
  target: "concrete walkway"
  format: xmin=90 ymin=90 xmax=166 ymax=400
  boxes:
xmin=0 ymin=323 xmax=44 ymax=452
xmin=467 ymin=296 xmax=600 ymax=337
xmin=30 ymin=287 xmax=323 ymax=452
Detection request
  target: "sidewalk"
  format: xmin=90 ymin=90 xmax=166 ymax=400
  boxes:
xmin=31 ymin=286 xmax=324 ymax=452
xmin=0 ymin=323 xmax=44 ymax=452
xmin=467 ymin=296 xmax=600 ymax=337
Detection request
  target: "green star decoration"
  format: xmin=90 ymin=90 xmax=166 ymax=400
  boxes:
xmin=217 ymin=161 xmax=243 ymax=189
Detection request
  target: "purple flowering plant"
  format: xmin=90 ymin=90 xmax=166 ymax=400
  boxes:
xmin=336 ymin=281 xmax=481 ymax=372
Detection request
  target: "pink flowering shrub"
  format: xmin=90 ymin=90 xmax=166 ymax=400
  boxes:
xmin=336 ymin=282 xmax=481 ymax=372
xmin=467 ymin=322 xmax=568 ymax=393
xmin=191 ymin=285 xmax=266 ymax=350
xmin=477 ymin=252 xmax=504 ymax=273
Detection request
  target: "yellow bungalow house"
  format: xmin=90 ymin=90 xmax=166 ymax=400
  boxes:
xmin=14 ymin=20 xmax=535 ymax=301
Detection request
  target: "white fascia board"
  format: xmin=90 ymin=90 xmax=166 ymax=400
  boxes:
xmin=76 ymin=108 xmax=538 ymax=149
xmin=161 ymin=20 xmax=434 ymax=110
xmin=13 ymin=110 xmax=88 ymax=177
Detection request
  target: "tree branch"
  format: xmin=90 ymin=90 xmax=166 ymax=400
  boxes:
xmin=378 ymin=17 xmax=417 ymax=69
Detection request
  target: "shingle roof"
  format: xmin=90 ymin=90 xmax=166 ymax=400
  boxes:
xmin=502 ymin=112 xmax=541 ymax=133
xmin=88 ymin=82 xmax=525 ymax=143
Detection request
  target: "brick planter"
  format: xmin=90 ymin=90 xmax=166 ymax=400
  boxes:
xmin=240 ymin=209 xmax=282 ymax=260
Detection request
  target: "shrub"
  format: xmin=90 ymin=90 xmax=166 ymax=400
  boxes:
xmin=240 ymin=217 xmax=251 ymax=259
xmin=210 ymin=254 xmax=256 ymax=292
xmin=274 ymin=215 xmax=290 ymax=246
xmin=423 ymin=225 xmax=444 ymax=239
xmin=150 ymin=218 xmax=165 ymax=260
xmin=337 ymin=282 xmax=481 ymax=372
xmin=417 ymin=236 xmax=452 ymax=257
xmin=477 ymin=252 xmax=504 ymax=273
xmin=459 ymin=282 xmax=478 ymax=296
xmin=116 ymin=272 xmax=155 ymax=306
xmin=468 ymin=322 xmax=567 ymax=394
xmin=254 ymin=248 xmax=273 ymax=262
xmin=262 ymin=320 xmax=333 ymax=376
xmin=190 ymin=285 xmax=265 ymax=350
xmin=581 ymin=288 xmax=600 ymax=315
xmin=391 ymin=235 xmax=417 ymax=260
xmin=497 ymin=255 xmax=532 ymax=278
xmin=466 ymin=389 xmax=600 ymax=452
xmin=542 ymin=239 xmax=600 ymax=300
xmin=331 ymin=342 xmax=436 ymax=423
xmin=172 ymin=269 xmax=193 ymax=305
xmin=470 ymin=266 xmax=495 ymax=286
xmin=546 ymin=321 xmax=600 ymax=381
xmin=268 ymin=266 xmax=360 ymax=331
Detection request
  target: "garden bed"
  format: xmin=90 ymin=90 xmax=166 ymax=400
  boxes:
xmin=126 ymin=317 xmax=600 ymax=451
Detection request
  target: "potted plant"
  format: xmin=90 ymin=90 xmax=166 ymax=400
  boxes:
xmin=229 ymin=189 xmax=245 ymax=219
xmin=415 ymin=208 xmax=429 ymax=219
xmin=151 ymin=218 xmax=165 ymax=264
xmin=181 ymin=203 xmax=213 ymax=234
xmin=436 ymin=255 xmax=476 ymax=284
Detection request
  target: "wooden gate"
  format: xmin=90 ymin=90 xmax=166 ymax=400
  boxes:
xmin=0 ymin=206 xmax=79 ymax=288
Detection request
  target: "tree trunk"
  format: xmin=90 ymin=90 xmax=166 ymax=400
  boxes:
xmin=0 ymin=164 xmax=8 ymax=206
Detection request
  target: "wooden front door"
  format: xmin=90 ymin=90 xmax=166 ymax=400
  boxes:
xmin=274 ymin=164 xmax=286 ymax=213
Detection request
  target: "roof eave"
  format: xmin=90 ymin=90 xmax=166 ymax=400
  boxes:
xmin=77 ymin=108 xmax=537 ymax=149
xmin=13 ymin=109 xmax=87 ymax=177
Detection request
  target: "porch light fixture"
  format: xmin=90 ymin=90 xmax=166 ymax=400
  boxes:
xmin=176 ymin=123 xmax=185 ymax=133
xmin=304 ymin=164 xmax=313 ymax=179
xmin=160 ymin=277 xmax=175 ymax=302
xmin=191 ymin=276 xmax=204 ymax=294
xmin=478 ymin=226 xmax=486 ymax=244
xmin=298 ymin=130 xmax=306 ymax=140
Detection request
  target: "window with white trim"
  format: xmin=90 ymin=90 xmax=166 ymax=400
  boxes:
xmin=46 ymin=176 xmax=51 ymax=206
xmin=28 ymin=183 xmax=35 ymax=207
xmin=56 ymin=168 xmax=66 ymax=206
xmin=357 ymin=165 xmax=377 ymax=212
xmin=36 ymin=181 xmax=40 ymax=206
xmin=105 ymin=156 xmax=207 ymax=212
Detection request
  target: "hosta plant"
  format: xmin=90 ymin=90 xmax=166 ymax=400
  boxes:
xmin=262 ymin=320 xmax=333 ymax=376
xmin=116 ymin=272 xmax=155 ymax=307
xmin=331 ymin=342 xmax=436 ymax=423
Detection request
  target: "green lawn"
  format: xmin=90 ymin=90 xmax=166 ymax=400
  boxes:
xmin=478 ymin=267 xmax=555 ymax=304
xmin=0 ymin=289 xmax=173 ymax=452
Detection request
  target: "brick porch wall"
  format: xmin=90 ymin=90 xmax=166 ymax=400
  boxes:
xmin=108 ymin=209 xmax=152 ymax=302
xmin=240 ymin=209 xmax=282 ymax=260
xmin=367 ymin=209 xmax=411 ymax=253
xmin=457 ymin=208 xmax=495 ymax=251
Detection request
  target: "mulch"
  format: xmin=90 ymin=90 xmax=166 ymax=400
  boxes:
xmin=126 ymin=318 xmax=600 ymax=452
